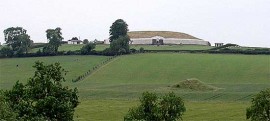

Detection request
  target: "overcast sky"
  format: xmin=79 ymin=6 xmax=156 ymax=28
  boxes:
xmin=0 ymin=0 xmax=269 ymax=47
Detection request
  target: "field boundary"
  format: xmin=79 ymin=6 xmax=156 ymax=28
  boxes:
xmin=72 ymin=55 xmax=119 ymax=82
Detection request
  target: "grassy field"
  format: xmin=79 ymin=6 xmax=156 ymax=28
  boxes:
xmin=0 ymin=55 xmax=110 ymax=89
xmin=75 ymin=100 xmax=249 ymax=121
xmin=0 ymin=53 xmax=269 ymax=120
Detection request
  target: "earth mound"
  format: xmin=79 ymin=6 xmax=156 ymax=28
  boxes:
xmin=171 ymin=78 xmax=219 ymax=91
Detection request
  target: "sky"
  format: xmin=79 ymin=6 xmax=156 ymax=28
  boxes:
xmin=0 ymin=0 xmax=269 ymax=47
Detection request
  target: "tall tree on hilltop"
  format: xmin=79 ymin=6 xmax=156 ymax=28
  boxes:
xmin=109 ymin=19 xmax=129 ymax=42
xmin=108 ymin=19 xmax=130 ymax=55
xmin=45 ymin=27 xmax=63 ymax=53
xmin=3 ymin=27 xmax=32 ymax=54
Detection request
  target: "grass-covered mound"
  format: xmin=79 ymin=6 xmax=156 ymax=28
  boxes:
xmin=172 ymin=78 xmax=219 ymax=91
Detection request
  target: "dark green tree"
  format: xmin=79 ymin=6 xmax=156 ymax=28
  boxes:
xmin=246 ymin=88 xmax=270 ymax=121
xmin=110 ymin=35 xmax=130 ymax=54
xmin=3 ymin=27 xmax=32 ymax=54
xmin=4 ymin=61 xmax=79 ymax=120
xmin=71 ymin=37 xmax=79 ymax=40
xmin=83 ymin=39 xmax=89 ymax=44
xmin=80 ymin=42 xmax=96 ymax=54
xmin=45 ymin=27 xmax=63 ymax=53
xmin=124 ymin=92 xmax=186 ymax=121
xmin=109 ymin=19 xmax=129 ymax=42
xmin=0 ymin=46 xmax=14 ymax=57
xmin=0 ymin=90 xmax=17 ymax=120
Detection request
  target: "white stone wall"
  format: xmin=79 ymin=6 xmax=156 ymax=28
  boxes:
xmin=163 ymin=38 xmax=209 ymax=45
xmin=104 ymin=38 xmax=209 ymax=46
xmin=131 ymin=38 xmax=152 ymax=44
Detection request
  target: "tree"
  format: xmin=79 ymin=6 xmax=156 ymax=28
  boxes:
xmin=3 ymin=27 xmax=32 ymax=54
xmin=0 ymin=46 xmax=14 ymax=57
xmin=124 ymin=92 xmax=186 ymax=121
xmin=109 ymin=19 xmax=129 ymax=42
xmin=4 ymin=61 xmax=79 ymax=120
xmin=71 ymin=37 xmax=79 ymax=40
xmin=110 ymin=35 xmax=130 ymax=54
xmin=4 ymin=27 xmax=26 ymax=46
xmin=80 ymin=42 xmax=96 ymax=54
xmin=246 ymin=88 xmax=270 ymax=121
xmin=83 ymin=39 xmax=89 ymax=44
xmin=45 ymin=27 xmax=63 ymax=53
xmin=0 ymin=90 xmax=17 ymax=120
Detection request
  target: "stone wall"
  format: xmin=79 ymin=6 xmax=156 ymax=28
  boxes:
xmin=104 ymin=38 xmax=210 ymax=46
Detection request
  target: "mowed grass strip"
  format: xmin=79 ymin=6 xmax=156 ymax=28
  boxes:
xmin=73 ymin=53 xmax=269 ymax=100
xmin=0 ymin=55 xmax=110 ymax=89
xmin=75 ymin=99 xmax=248 ymax=121
xmin=85 ymin=53 xmax=269 ymax=84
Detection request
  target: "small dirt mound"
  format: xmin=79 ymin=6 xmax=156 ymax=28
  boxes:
xmin=172 ymin=78 xmax=219 ymax=91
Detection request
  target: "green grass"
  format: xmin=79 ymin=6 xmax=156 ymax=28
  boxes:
xmin=83 ymin=53 xmax=269 ymax=84
xmin=0 ymin=55 xmax=110 ymax=89
xmin=73 ymin=53 xmax=269 ymax=101
xmin=75 ymin=99 xmax=249 ymax=121
xmin=0 ymin=53 xmax=269 ymax=120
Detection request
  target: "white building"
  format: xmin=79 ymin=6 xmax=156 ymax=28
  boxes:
xmin=104 ymin=31 xmax=210 ymax=46
xmin=67 ymin=39 xmax=83 ymax=44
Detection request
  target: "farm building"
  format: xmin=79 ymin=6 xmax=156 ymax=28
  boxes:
xmin=104 ymin=31 xmax=210 ymax=46
xmin=67 ymin=39 xmax=83 ymax=44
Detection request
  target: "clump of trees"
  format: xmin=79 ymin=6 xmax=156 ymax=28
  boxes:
xmin=43 ymin=27 xmax=63 ymax=54
xmin=1 ymin=27 xmax=33 ymax=56
xmin=124 ymin=92 xmax=186 ymax=121
xmin=246 ymin=88 xmax=270 ymax=121
xmin=81 ymin=42 xmax=96 ymax=54
xmin=1 ymin=61 xmax=79 ymax=120
xmin=105 ymin=19 xmax=130 ymax=55
xmin=0 ymin=90 xmax=17 ymax=120
xmin=83 ymin=39 xmax=89 ymax=44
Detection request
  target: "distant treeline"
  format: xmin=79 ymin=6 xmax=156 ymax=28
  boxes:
xmin=1 ymin=44 xmax=269 ymax=58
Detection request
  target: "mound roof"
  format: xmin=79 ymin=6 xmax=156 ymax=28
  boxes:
xmin=128 ymin=31 xmax=200 ymax=39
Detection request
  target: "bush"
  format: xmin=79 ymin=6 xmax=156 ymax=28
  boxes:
xmin=139 ymin=47 xmax=145 ymax=53
xmin=80 ymin=43 xmax=96 ymax=55
xmin=4 ymin=62 xmax=79 ymax=120
xmin=0 ymin=90 xmax=17 ymax=120
xmin=124 ymin=92 xmax=186 ymax=121
xmin=246 ymin=88 xmax=270 ymax=121
xmin=130 ymin=48 xmax=137 ymax=53
xmin=0 ymin=46 xmax=14 ymax=57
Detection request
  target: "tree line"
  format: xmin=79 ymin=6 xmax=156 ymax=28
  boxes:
xmin=0 ymin=19 xmax=132 ymax=57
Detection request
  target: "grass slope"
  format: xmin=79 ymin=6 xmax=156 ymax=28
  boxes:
xmin=75 ymin=100 xmax=248 ymax=121
xmin=75 ymin=53 xmax=269 ymax=100
xmin=0 ymin=55 xmax=110 ymax=89
xmin=83 ymin=53 xmax=269 ymax=84
xmin=0 ymin=53 xmax=269 ymax=120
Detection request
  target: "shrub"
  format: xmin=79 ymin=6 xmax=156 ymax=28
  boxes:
xmin=4 ymin=62 xmax=79 ymax=120
xmin=246 ymin=88 xmax=270 ymax=121
xmin=124 ymin=92 xmax=186 ymax=121
xmin=80 ymin=43 xmax=96 ymax=55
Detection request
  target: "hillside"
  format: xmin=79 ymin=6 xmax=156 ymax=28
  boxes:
xmin=128 ymin=31 xmax=200 ymax=39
